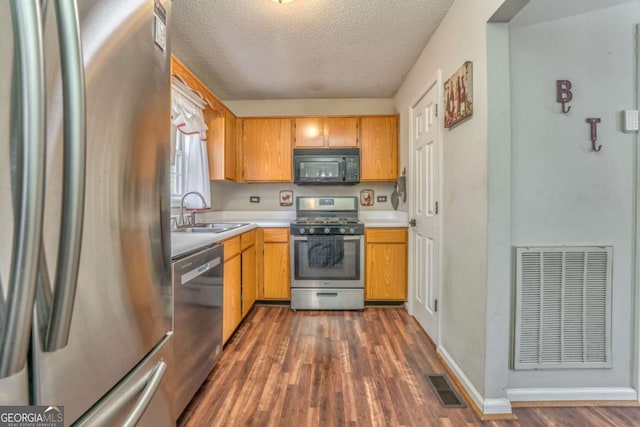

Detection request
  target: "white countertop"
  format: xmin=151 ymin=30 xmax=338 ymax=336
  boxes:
xmin=172 ymin=210 xmax=409 ymax=259
xmin=171 ymin=223 xmax=257 ymax=259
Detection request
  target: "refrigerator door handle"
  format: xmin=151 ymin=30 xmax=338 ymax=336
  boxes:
xmin=121 ymin=361 xmax=167 ymax=427
xmin=0 ymin=0 xmax=46 ymax=378
xmin=43 ymin=0 xmax=86 ymax=352
xmin=75 ymin=360 xmax=168 ymax=427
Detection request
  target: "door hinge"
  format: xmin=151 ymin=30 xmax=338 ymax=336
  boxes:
xmin=434 ymin=104 xmax=438 ymax=117
xmin=434 ymin=299 xmax=438 ymax=312
xmin=435 ymin=201 xmax=439 ymax=215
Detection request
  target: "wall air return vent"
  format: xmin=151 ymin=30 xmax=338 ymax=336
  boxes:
xmin=513 ymin=246 xmax=612 ymax=370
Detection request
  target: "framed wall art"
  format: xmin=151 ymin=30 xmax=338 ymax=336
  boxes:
xmin=360 ymin=189 xmax=374 ymax=206
xmin=444 ymin=61 xmax=473 ymax=129
xmin=279 ymin=190 xmax=293 ymax=206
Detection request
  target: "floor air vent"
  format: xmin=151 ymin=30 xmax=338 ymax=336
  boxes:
xmin=425 ymin=374 xmax=466 ymax=408
xmin=513 ymin=246 xmax=612 ymax=370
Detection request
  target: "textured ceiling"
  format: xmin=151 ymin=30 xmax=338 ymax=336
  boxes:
xmin=171 ymin=0 xmax=454 ymax=100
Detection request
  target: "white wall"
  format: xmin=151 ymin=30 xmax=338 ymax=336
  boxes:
xmin=215 ymin=181 xmax=395 ymax=211
xmin=507 ymin=2 xmax=639 ymax=389
xmin=394 ymin=0 xmax=506 ymax=399
xmin=212 ymin=98 xmax=399 ymax=212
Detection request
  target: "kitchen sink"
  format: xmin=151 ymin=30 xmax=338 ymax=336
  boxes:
xmin=173 ymin=223 xmax=249 ymax=233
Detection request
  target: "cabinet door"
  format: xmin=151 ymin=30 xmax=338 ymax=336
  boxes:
xmin=360 ymin=116 xmax=398 ymax=181
xmin=294 ymin=117 xmax=324 ymax=148
xmin=241 ymin=244 xmax=257 ymax=317
xmin=223 ymin=254 xmax=242 ymax=343
xmin=325 ymin=117 xmax=358 ymax=147
xmin=242 ymin=118 xmax=292 ymax=182
xmin=262 ymin=242 xmax=290 ymax=299
xmin=205 ymin=103 xmax=225 ymax=181
xmin=224 ymin=109 xmax=236 ymax=181
xmin=365 ymin=242 xmax=407 ymax=301
xmin=365 ymin=229 xmax=407 ymax=301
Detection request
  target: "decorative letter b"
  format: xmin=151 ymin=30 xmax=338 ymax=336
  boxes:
xmin=556 ymin=80 xmax=572 ymax=113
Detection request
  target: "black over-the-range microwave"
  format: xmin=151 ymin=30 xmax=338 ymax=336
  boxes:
xmin=293 ymin=148 xmax=360 ymax=185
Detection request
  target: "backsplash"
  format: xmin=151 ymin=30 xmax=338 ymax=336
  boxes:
xmin=211 ymin=181 xmax=397 ymax=211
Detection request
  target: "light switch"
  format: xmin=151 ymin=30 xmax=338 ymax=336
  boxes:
xmin=623 ymin=110 xmax=639 ymax=133
xmin=154 ymin=15 xmax=166 ymax=51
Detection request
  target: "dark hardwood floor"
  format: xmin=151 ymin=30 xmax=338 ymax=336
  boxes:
xmin=178 ymin=306 xmax=640 ymax=427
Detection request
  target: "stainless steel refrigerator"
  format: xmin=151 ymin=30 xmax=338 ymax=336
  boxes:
xmin=0 ymin=0 xmax=174 ymax=425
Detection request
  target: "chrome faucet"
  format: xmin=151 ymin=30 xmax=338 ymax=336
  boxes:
xmin=179 ymin=191 xmax=207 ymax=227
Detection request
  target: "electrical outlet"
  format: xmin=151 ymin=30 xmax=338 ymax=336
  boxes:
xmin=250 ymin=196 xmax=260 ymax=203
xmin=377 ymin=195 xmax=387 ymax=202
xmin=623 ymin=110 xmax=639 ymax=133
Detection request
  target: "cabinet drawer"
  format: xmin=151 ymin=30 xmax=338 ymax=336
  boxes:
xmin=262 ymin=228 xmax=289 ymax=243
xmin=240 ymin=229 xmax=256 ymax=250
xmin=365 ymin=228 xmax=407 ymax=243
xmin=222 ymin=236 xmax=241 ymax=260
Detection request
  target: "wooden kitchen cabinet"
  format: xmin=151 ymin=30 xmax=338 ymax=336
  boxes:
xmin=360 ymin=115 xmax=399 ymax=182
xmin=209 ymin=107 xmax=236 ymax=181
xmin=241 ymin=230 xmax=257 ymax=317
xmin=222 ymin=236 xmax=242 ymax=343
xmin=258 ymin=228 xmax=290 ymax=300
xmin=171 ymin=56 xmax=237 ymax=182
xmin=207 ymin=99 xmax=238 ymax=182
xmin=293 ymin=117 xmax=358 ymax=148
xmin=241 ymin=118 xmax=292 ymax=182
xmin=365 ymin=228 xmax=407 ymax=301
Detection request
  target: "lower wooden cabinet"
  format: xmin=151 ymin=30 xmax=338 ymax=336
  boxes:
xmin=258 ymin=228 xmax=290 ymax=300
xmin=222 ymin=236 xmax=242 ymax=343
xmin=365 ymin=228 xmax=408 ymax=301
xmin=222 ymin=226 xmax=290 ymax=343
xmin=241 ymin=230 xmax=257 ymax=317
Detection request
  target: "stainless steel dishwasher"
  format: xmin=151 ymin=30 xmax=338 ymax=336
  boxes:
xmin=172 ymin=243 xmax=224 ymax=417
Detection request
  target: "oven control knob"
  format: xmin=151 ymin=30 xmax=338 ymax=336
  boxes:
xmin=324 ymin=227 xmax=330 ymax=234
xmin=349 ymin=228 xmax=355 ymax=234
xmin=309 ymin=228 xmax=315 ymax=234
xmin=340 ymin=228 xmax=346 ymax=234
xmin=299 ymin=228 xmax=305 ymax=234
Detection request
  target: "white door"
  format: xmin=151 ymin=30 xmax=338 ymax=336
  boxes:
xmin=410 ymin=75 xmax=441 ymax=342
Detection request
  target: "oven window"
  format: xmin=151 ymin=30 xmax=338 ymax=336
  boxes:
xmin=298 ymin=161 xmax=340 ymax=179
xmin=294 ymin=236 xmax=360 ymax=280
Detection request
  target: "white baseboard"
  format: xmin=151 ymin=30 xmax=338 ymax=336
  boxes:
xmin=483 ymin=398 xmax=514 ymax=414
xmin=437 ymin=346 xmax=513 ymax=415
xmin=507 ymin=387 xmax=638 ymax=402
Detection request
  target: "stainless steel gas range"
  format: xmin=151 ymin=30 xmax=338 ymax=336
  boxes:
xmin=290 ymin=197 xmax=365 ymax=310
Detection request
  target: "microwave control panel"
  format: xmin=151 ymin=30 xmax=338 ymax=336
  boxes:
xmin=345 ymin=157 xmax=359 ymax=181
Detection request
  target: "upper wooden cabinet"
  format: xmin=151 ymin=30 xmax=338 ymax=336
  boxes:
xmin=360 ymin=115 xmax=399 ymax=182
xmin=207 ymin=99 xmax=237 ymax=181
xmin=241 ymin=118 xmax=292 ymax=182
xmin=293 ymin=117 xmax=358 ymax=148
xmin=171 ymin=56 xmax=237 ymax=182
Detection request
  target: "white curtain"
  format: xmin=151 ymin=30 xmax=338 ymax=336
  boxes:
xmin=171 ymin=79 xmax=211 ymax=208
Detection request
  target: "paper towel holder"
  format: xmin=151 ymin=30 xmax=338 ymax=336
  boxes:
xmin=397 ymin=168 xmax=407 ymax=203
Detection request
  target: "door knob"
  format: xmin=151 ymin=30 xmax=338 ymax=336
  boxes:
xmin=409 ymin=219 xmax=416 ymax=227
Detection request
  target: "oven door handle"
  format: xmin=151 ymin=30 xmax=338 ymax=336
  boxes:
xmin=293 ymin=235 xmax=361 ymax=241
